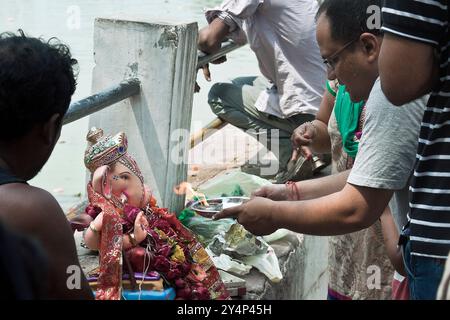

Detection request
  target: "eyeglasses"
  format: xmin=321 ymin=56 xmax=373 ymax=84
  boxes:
xmin=323 ymin=39 xmax=358 ymax=70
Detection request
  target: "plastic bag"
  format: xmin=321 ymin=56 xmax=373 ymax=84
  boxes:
xmin=209 ymin=223 xmax=267 ymax=258
xmin=241 ymin=247 xmax=283 ymax=283
xmin=181 ymin=215 xmax=235 ymax=246
xmin=262 ymin=229 xmax=291 ymax=243
xmin=206 ymin=249 xmax=252 ymax=276
xmin=207 ymin=223 xmax=283 ymax=282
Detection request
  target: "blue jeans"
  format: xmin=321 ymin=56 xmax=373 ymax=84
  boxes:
xmin=403 ymin=240 xmax=446 ymax=299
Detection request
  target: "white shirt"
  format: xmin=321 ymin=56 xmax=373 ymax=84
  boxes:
xmin=205 ymin=0 xmax=326 ymax=118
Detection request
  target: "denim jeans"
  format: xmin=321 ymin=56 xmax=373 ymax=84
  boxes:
xmin=402 ymin=239 xmax=446 ymax=299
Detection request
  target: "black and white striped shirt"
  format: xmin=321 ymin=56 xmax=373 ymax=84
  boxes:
xmin=382 ymin=0 xmax=450 ymax=259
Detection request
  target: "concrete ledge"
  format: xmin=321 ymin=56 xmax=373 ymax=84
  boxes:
xmin=241 ymin=232 xmax=328 ymax=300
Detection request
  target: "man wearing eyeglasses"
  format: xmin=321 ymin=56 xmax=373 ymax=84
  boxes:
xmin=214 ymin=0 xmax=429 ymax=299
xmin=197 ymin=0 xmax=327 ymax=182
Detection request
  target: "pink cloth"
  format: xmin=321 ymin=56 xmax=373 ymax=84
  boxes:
xmin=392 ymin=273 xmax=410 ymax=300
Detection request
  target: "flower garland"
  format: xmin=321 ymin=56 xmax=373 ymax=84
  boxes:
xmin=123 ymin=204 xmax=227 ymax=300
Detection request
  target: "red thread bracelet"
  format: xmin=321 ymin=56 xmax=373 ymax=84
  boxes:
xmin=286 ymin=181 xmax=301 ymax=201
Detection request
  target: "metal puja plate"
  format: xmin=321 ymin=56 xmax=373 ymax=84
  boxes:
xmin=189 ymin=196 xmax=249 ymax=218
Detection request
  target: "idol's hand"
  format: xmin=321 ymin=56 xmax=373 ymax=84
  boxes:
xmin=92 ymin=212 xmax=104 ymax=232
xmin=133 ymin=211 xmax=149 ymax=243
xmin=213 ymin=197 xmax=278 ymax=236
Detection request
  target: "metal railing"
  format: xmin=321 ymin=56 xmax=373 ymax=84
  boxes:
xmin=197 ymin=40 xmax=244 ymax=68
xmin=63 ymin=40 xmax=243 ymax=126
xmin=63 ymin=78 xmax=141 ymax=125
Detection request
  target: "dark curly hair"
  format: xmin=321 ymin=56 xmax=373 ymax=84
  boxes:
xmin=317 ymin=0 xmax=383 ymax=44
xmin=0 ymin=30 xmax=78 ymax=141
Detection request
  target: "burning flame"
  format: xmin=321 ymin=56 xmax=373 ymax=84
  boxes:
xmin=174 ymin=182 xmax=209 ymax=206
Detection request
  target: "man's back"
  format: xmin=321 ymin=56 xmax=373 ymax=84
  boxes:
xmin=0 ymin=177 xmax=93 ymax=299
xmin=0 ymin=221 xmax=48 ymax=299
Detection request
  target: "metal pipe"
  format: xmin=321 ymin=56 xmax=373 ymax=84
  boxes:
xmin=197 ymin=40 xmax=244 ymax=68
xmin=64 ymin=41 xmax=242 ymax=125
xmin=63 ymin=78 xmax=141 ymax=125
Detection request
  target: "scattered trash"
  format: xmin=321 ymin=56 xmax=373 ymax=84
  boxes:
xmin=207 ymin=250 xmax=252 ymax=275
xmin=208 ymin=223 xmax=283 ymax=283
xmin=181 ymin=171 xmax=283 ymax=282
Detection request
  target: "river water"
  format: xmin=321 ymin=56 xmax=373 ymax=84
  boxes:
xmin=0 ymin=0 xmax=258 ymax=210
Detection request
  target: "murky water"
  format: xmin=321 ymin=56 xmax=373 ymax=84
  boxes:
xmin=0 ymin=0 xmax=258 ymax=210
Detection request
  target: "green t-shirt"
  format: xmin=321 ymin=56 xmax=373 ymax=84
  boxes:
xmin=327 ymin=81 xmax=365 ymax=158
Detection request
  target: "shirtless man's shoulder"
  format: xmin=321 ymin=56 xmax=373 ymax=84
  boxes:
xmin=0 ymin=183 xmax=93 ymax=299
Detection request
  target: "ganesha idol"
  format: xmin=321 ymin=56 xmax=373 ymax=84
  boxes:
xmin=77 ymin=127 xmax=229 ymax=300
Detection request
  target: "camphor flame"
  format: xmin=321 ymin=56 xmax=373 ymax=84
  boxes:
xmin=174 ymin=182 xmax=209 ymax=206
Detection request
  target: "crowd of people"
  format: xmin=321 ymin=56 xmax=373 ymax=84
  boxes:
xmin=0 ymin=0 xmax=449 ymax=300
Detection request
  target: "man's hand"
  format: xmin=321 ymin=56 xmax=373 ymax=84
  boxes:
xmin=213 ymin=197 xmax=279 ymax=236
xmin=194 ymin=56 xmax=228 ymax=93
xmin=252 ymin=184 xmax=288 ymax=201
xmin=196 ymin=18 xmax=230 ymax=94
xmin=290 ymin=146 xmax=313 ymax=162
xmin=202 ymin=56 xmax=227 ymax=81
xmin=291 ymin=122 xmax=316 ymax=160
xmin=92 ymin=212 xmax=104 ymax=232
xmin=291 ymin=122 xmax=316 ymax=148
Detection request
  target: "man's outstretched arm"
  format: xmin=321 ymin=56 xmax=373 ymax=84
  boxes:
xmin=215 ymin=182 xmax=393 ymax=237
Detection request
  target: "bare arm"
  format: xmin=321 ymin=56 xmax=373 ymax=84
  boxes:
xmin=296 ymin=169 xmax=349 ymax=200
xmin=198 ymin=18 xmax=230 ymax=54
xmin=380 ymin=207 xmax=406 ymax=276
xmin=216 ymin=182 xmax=393 ymax=237
xmin=379 ymin=33 xmax=439 ymax=106
xmin=253 ymin=169 xmax=350 ymax=201
xmin=275 ymin=183 xmax=393 ymax=236
xmin=310 ymin=88 xmax=335 ymax=153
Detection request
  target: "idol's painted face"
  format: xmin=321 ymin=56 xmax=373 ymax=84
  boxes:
xmin=91 ymin=162 xmax=151 ymax=208
xmin=109 ymin=162 xmax=150 ymax=208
